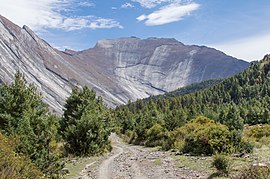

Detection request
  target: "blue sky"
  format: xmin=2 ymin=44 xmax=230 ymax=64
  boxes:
xmin=1 ymin=0 xmax=270 ymax=61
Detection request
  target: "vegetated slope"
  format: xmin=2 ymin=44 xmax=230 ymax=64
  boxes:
xmin=144 ymin=78 xmax=222 ymax=102
xmin=115 ymin=54 xmax=270 ymax=145
xmin=0 ymin=15 xmax=249 ymax=113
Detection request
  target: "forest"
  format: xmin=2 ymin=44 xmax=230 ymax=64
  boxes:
xmin=114 ymin=55 xmax=270 ymax=148
xmin=0 ymin=55 xmax=269 ymax=177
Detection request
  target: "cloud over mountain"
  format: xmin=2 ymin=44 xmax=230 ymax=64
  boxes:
xmin=137 ymin=2 xmax=199 ymax=25
xmin=0 ymin=0 xmax=122 ymax=31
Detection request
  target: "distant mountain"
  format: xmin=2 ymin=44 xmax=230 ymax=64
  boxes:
xmin=0 ymin=15 xmax=249 ymax=113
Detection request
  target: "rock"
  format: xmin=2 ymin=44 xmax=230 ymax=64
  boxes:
xmin=175 ymin=151 xmax=183 ymax=155
xmin=252 ymin=163 xmax=268 ymax=168
xmin=71 ymin=159 xmax=78 ymax=163
xmin=0 ymin=15 xmax=250 ymax=113
xmin=61 ymin=168 xmax=69 ymax=174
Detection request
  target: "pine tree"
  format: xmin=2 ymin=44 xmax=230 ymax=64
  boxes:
xmin=61 ymin=86 xmax=111 ymax=156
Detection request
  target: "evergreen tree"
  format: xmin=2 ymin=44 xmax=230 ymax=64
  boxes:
xmin=61 ymin=86 xmax=111 ymax=156
xmin=0 ymin=72 xmax=61 ymax=176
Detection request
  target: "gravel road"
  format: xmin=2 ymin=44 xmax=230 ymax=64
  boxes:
xmin=77 ymin=133 xmax=208 ymax=179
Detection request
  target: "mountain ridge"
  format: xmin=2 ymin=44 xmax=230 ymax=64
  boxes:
xmin=0 ymin=15 xmax=249 ymax=113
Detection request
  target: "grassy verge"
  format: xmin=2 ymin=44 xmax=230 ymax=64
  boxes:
xmin=64 ymin=156 xmax=100 ymax=178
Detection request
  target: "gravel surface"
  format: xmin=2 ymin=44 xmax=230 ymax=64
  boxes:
xmin=76 ymin=133 xmax=209 ymax=179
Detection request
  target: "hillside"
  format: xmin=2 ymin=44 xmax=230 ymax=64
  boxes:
xmin=144 ymin=78 xmax=222 ymax=102
xmin=0 ymin=15 xmax=249 ymax=113
xmin=115 ymin=54 xmax=270 ymax=143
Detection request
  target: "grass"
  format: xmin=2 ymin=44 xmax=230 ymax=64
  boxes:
xmin=64 ymin=156 xmax=100 ymax=178
xmin=154 ymin=159 xmax=162 ymax=165
xmin=174 ymin=155 xmax=215 ymax=173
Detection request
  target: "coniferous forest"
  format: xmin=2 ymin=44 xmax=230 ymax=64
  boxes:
xmin=0 ymin=55 xmax=270 ymax=177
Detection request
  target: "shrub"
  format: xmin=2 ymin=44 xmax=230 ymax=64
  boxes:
xmin=0 ymin=133 xmax=43 ymax=178
xmin=237 ymin=164 xmax=270 ymax=179
xmin=145 ymin=123 xmax=167 ymax=147
xmin=212 ymin=153 xmax=231 ymax=175
xmin=171 ymin=116 xmax=252 ymax=155
xmin=245 ymin=124 xmax=270 ymax=138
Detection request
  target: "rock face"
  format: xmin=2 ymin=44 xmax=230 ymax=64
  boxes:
xmin=0 ymin=15 xmax=249 ymax=113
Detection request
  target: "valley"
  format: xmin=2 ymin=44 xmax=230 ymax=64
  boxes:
xmin=0 ymin=11 xmax=270 ymax=179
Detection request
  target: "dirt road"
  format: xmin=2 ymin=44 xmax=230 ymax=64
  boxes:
xmin=78 ymin=133 xmax=208 ymax=179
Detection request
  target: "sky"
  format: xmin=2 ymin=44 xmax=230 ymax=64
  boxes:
xmin=1 ymin=0 xmax=270 ymax=62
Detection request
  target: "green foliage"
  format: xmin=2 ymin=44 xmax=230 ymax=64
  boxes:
xmin=212 ymin=153 xmax=231 ymax=175
xmin=145 ymin=78 xmax=222 ymax=101
xmin=0 ymin=132 xmax=43 ymax=179
xmin=114 ymin=56 xmax=270 ymax=152
xmin=60 ymin=86 xmax=95 ymax=134
xmin=0 ymin=71 xmax=62 ymax=176
xmin=171 ymin=116 xmax=237 ymax=155
xmin=61 ymin=86 xmax=111 ymax=156
xmin=145 ymin=123 xmax=167 ymax=147
xmin=244 ymin=124 xmax=270 ymax=139
xmin=0 ymin=72 xmax=45 ymax=132
xmin=239 ymin=164 xmax=270 ymax=179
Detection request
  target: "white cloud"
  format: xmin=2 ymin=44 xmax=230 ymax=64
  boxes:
xmin=0 ymin=0 xmax=122 ymax=31
xmin=132 ymin=0 xmax=174 ymax=8
xmin=137 ymin=2 xmax=199 ymax=26
xmin=78 ymin=1 xmax=95 ymax=7
xmin=60 ymin=16 xmax=123 ymax=31
xmin=211 ymin=33 xmax=270 ymax=62
xmin=121 ymin=3 xmax=135 ymax=9
xmin=137 ymin=15 xmax=147 ymax=21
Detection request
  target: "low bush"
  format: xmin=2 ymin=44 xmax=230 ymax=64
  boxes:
xmin=212 ymin=153 xmax=231 ymax=175
xmin=171 ymin=116 xmax=252 ymax=155
xmin=145 ymin=123 xmax=167 ymax=147
xmin=0 ymin=133 xmax=43 ymax=178
xmin=244 ymin=124 xmax=270 ymax=139
xmin=237 ymin=164 xmax=270 ymax=179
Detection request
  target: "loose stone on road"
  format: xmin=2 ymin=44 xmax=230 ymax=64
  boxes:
xmin=79 ymin=133 xmax=208 ymax=179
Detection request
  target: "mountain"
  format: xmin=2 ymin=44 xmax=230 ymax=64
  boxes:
xmin=0 ymin=15 xmax=249 ymax=113
xmin=115 ymin=55 xmax=270 ymax=146
xmin=143 ymin=78 xmax=223 ymax=102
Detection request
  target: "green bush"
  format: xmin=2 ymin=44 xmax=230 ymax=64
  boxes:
xmin=244 ymin=124 xmax=270 ymax=139
xmin=145 ymin=123 xmax=167 ymax=147
xmin=238 ymin=164 xmax=270 ymax=179
xmin=0 ymin=133 xmax=43 ymax=178
xmin=171 ymin=116 xmax=252 ymax=155
xmin=212 ymin=153 xmax=231 ymax=175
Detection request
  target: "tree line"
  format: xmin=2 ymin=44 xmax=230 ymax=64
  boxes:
xmin=114 ymin=55 xmax=270 ymax=153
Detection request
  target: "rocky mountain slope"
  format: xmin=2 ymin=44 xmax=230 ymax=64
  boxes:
xmin=0 ymin=15 xmax=249 ymax=113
